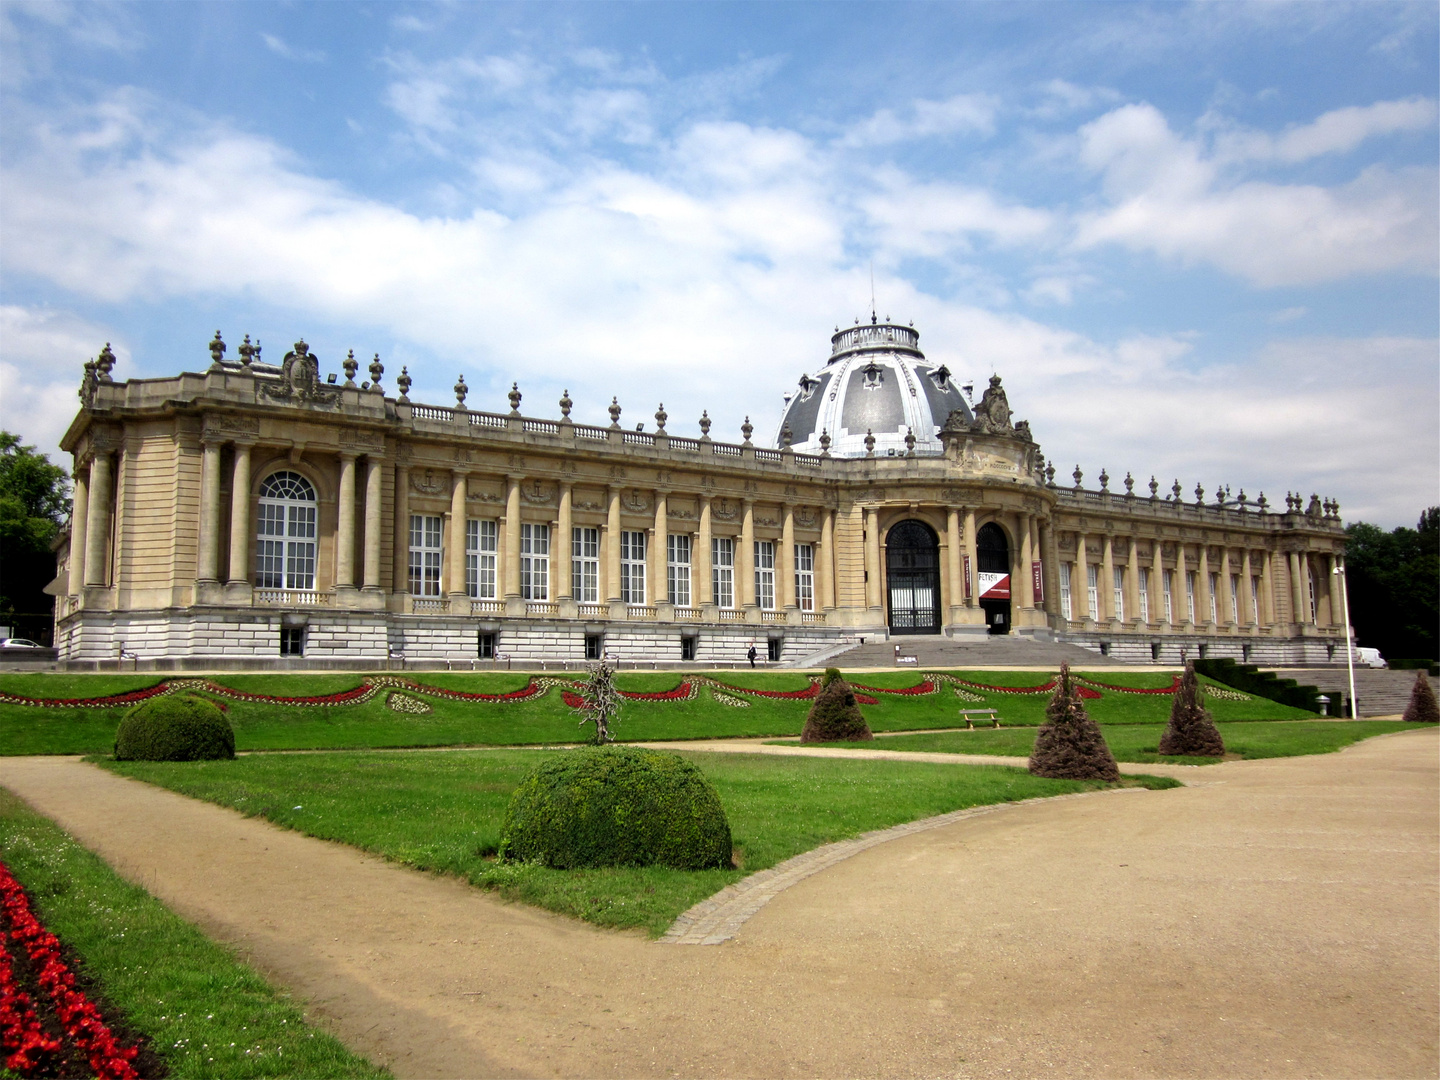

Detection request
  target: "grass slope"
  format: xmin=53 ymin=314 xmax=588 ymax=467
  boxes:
xmin=0 ymin=789 xmax=387 ymax=1079
xmin=100 ymin=749 xmax=1174 ymax=936
xmin=824 ymin=721 xmax=1415 ymax=764
xmin=0 ymin=670 xmax=1315 ymax=756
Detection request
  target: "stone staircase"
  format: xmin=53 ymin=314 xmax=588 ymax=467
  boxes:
xmin=1267 ymin=667 xmax=1439 ymax=718
xmin=825 ymin=634 xmax=1127 ymax=671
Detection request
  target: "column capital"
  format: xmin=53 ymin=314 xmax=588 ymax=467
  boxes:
xmin=337 ymin=448 xmax=360 ymax=462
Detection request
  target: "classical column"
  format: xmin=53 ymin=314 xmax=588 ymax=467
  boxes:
xmin=1151 ymin=538 xmax=1165 ymax=627
xmin=962 ymin=509 xmax=977 ymax=608
xmin=83 ymin=452 xmax=112 ymax=587
xmin=503 ymin=476 xmax=522 ymax=600
xmin=556 ymin=482 xmax=573 ymax=599
xmin=1260 ymin=549 xmax=1276 ymax=627
xmin=740 ymin=499 xmax=756 ymax=607
xmin=1289 ymin=551 xmax=1308 ymax=626
xmin=606 ymin=486 xmax=622 ymax=602
xmin=362 ymin=455 xmax=383 ymax=591
xmin=652 ymin=491 xmax=668 ymax=605
xmin=1176 ymin=543 xmax=1190 ymax=624
xmin=196 ymin=440 xmax=223 ymax=583
xmin=68 ymin=466 xmax=89 ymax=596
xmin=1100 ymin=532 xmax=1114 ymax=622
xmin=1219 ymin=548 xmax=1234 ymax=625
xmin=1198 ymin=544 xmax=1213 ymax=627
xmin=1076 ymin=529 xmax=1090 ymax=621
xmin=696 ymin=495 xmax=713 ymax=605
xmin=227 ymin=442 xmax=253 ymax=584
xmin=1019 ymin=515 xmax=1035 ymax=611
xmin=781 ymin=504 xmax=797 ymax=610
xmin=393 ymin=464 xmax=411 ymax=594
xmin=1126 ymin=537 xmax=1140 ymax=624
xmin=819 ymin=508 xmax=836 ymax=610
xmin=864 ymin=507 xmax=882 ymax=611
xmin=1240 ymin=549 xmax=1255 ymax=626
xmin=447 ymin=471 xmax=469 ymax=599
xmin=335 ymin=452 xmax=358 ymax=590
xmin=1325 ymin=553 xmax=1342 ymax=628
xmin=945 ymin=507 xmax=962 ymax=619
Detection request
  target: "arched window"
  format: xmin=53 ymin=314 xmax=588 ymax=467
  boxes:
xmin=255 ymin=471 xmax=317 ymax=590
xmin=886 ymin=520 xmax=940 ymax=635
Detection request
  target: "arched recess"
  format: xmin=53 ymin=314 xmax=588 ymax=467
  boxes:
xmin=255 ymin=470 xmax=318 ymax=590
xmin=976 ymin=521 xmax=1012 ymax=635
xmin=885 ymin=519 xmax=940 ymax=635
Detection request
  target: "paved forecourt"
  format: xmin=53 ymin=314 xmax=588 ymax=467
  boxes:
xmin=0 ymin=728 xmax=1434 ymax=1079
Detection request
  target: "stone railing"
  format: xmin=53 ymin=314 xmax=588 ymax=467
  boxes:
xmin=254 ymin=589 xmax=334 ymax=606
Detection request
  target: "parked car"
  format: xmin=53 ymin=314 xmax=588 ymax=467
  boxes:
xmin=1355 ymin=647 xmax=1387 ymax=668
xmin=0 ymin=638 xmax=43 ymax=649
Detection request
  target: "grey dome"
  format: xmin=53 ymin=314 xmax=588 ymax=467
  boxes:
xmin=775 ymin=318 xmax=972 ymax=457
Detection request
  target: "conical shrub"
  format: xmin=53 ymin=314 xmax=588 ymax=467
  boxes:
xmin=800 ymin=672 xmax=873 ymax=743
xmin=1402 ymin=670 xmax=1440 ymax=723
xmin=1158 ymin=662 xmax=1226 ymax=757
xmin=1028 ymin=663 xmax=1119 ymax=781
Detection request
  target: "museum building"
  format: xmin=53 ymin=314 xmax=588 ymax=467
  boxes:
xmin=51 ymin=316 xmax=1350 ymax=668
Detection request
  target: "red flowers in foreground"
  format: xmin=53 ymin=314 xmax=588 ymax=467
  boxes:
xmin=0 ymin=861 xmax=138 ymax=1079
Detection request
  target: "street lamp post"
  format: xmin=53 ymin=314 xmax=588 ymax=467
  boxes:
xmin=1335 ymin=558 xmax=1359 ymax=718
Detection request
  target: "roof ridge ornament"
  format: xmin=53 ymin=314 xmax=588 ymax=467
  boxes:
xmin=259 ymin=339 xmax=340 ymax=407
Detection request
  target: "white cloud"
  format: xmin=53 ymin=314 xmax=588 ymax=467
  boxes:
xmin=261 ymin=33 xmax=327 ymax=64
xmin=1212 ymin=97 xmax=1437 ymax=164
xmin=861 ymin=170 xmax=1054 ymax=256
xmin=1073 ymin=103 xmax=1438 ymax=286
xmin=838 ymin=94 xmax=998 ymax=147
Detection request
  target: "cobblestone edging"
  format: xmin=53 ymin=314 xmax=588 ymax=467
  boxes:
xmin=660 ymin=787 xmax=1146 ymax=945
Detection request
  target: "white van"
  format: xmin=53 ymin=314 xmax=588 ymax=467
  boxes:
xmin=1355 ymin=647 xmax=1386 ymax=668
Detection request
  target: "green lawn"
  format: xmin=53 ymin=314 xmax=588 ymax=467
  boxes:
xmin=0 ymin=789 xmax=387 ymax=1079
xmin=0 ymin=670 xmax=1317 ymax=756
xmin=100 ymin=749 xmax=1176 ymax=936
xmin=815 ymin=721 xmax=1416 ymax=764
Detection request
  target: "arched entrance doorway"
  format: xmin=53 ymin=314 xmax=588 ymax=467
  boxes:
xmin=976 ymin=522 xmax=1011 ymax=635
xmin=886 ymin=520 xmax=940 ymax=635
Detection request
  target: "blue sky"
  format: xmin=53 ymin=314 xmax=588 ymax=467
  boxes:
xmin=1 ymin=1 xmax=1435 ymax=526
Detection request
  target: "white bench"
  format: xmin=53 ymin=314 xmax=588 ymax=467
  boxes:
xmin=958 ymin=708 xmax=1001 ymax=729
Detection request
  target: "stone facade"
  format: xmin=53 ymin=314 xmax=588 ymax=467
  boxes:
xmin=52 ymin=326 xmax=1349 ymax=669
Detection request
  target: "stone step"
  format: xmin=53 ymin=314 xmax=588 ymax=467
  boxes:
xmin=1267 ymin=668 xmax=1438 ymax=718
xmin=830 ymin=635 xmax=1127 ymax=671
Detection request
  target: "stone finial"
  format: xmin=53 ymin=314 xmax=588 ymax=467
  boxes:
xmin=454 ymin=374 xmax=468 ymax=408
xmin=819 ymin=428 xmax=831 ymax=456
xmin=1149 ymin=475 xmax=1159 ymax=500
xmin=1238 ymin=489 xmax=1248 ymax=510
xmin=1171 ymin=479 xmax=1182 ymax=501
xmin=741 ymin=416 xmax=754 ymax=446
xmin=1257 ymin=491 xmax=1268 ymax=514
xmin=1215 ymin=485 xmax=1226 ymax=508
xmin=559 ymin=389 xmax=572 ymax=419
xmin=396 ymin=366 xmax=412 ymax=401
xmin=508 ymin=382 xmax=522 ymax=414
xmin=608 ymin=396 xmax=622 ymax=428
xmin=1124 ymin=471 xmax=1134 ymax=496
xmin=96 ymin=343 xmax=115 ymax=381
xmin=904 ymin=427 xmax=916 ymax=456
xmin=1306 ymin=493 xmax=1322 ymax=517
xmin=781 ymin=421 xmax=793 ymax=449
xmin=238 ymin=334 xmax=256 ymax=367
xmin=1072 ymin=465 xmax=1083 ymax=490
xmin=864 ymin=429 xmax=876 ymax=457
xmin=368 ymin=354 xmax=383 ymax=385
xmin=79 ymin=357 xmax=97 ymax=401
xmin=655 ymin=403 xmax=668 ymax=434
xmin=1045 ymin=462 xmax=1056 ymax=486
xmin=1194 ymin=482 xmax=1205 ymax=506
xmin=1099 ymin=468 xmax=1109 ymax=492
xmin=343 ymin=350 xmax=358 ymax=386
xmin=699 ymin=410 xmax=711 ymax=437
xmin=1329 ymin=498 xmax=1340 ymax=519
xmin=208 ymin=331 xmax=226 ymax=369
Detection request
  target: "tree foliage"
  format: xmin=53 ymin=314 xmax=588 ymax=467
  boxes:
xmin=0 ymin=432 xmax=70 ymax=622
xmin=800 ymin=671 xmax=872 ymax=743
xmin=1401 ymin=671 xmax=1439 ymax=724
xmin=1344 ymin=508 xmax=1439 ymax=661
xmin=573 ymin=657 xmax=621 ymax=744
xmin=1029 ymin=663 xmax=1120 ymax=781
xmin=1158 ymin=662 xmax=1226 ymax=756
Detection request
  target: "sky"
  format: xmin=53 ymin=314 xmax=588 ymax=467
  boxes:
xmin=0 ymin=1 xmax=1435 ymax=528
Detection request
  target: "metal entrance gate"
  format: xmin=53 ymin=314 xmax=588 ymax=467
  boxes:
xmin=886 ymin=520 xmax=941 ymax=635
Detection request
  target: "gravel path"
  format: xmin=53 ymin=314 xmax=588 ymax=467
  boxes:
xmin=0 ymin=728 xmax=1434 ymax=1079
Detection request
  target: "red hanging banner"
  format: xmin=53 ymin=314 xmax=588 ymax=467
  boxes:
xmin=1032 ymin=561 xmax=1044 ymax=604
xmin=962 ymin=554 xmax=972 ymax=600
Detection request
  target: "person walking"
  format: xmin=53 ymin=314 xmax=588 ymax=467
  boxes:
xmin=747 ymin=643 xmax=757 ymax=668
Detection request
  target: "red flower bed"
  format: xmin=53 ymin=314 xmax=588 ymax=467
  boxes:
xmin=0 ymin=685 xmax=171 ymax=710
xmin=850 ymin=680 xmax=937 ymax=696
xmin=618 ymin=683 xmax=696 ymax=701
xmin=709 ymin=679 xmax=820 ymax=699
xmin=0 ymin=861 xmax=138 ymax=1079
xmin=854 ymin=693 xmax=880 ymax=705
xmin=204 ymin=683 xmax=376 ymax=706
xmin=0 ymin=940 xmax=61 ymax=1076
xmin=1076 ymin=676 xmax=1182 ymax=695
xmin=944 ymin=676 xmax=1101 ymax=699
xmin=561 ymin=690 xmax=586 ymax=709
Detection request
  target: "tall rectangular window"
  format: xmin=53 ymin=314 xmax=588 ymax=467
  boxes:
xmin=466 ymin=519 xmax=497 ymax=599
xmin=1186 ymin=572 xmax=1197 ymax=623
xmin=794 ymin=543 xmax=815 ymax=612
xmin=1138 ymin=568 xmax=1150 ymax=623
xmin=1307 ymin=570 xmax=1318 ymax=623
xmin=1059 ymin=562 xmax=1073 ymax=621
xmin=572 ymin=527 xmax=599 ymax=603
xmin=1163 ymin=569 xmax=1174 ymax=623
xmin=1209 ymin=572 xmax=1220 ymax=623
xmin=408 ymin=515 xmax=442 ymax=596
xmin=620 ymin=530 xmax=646 ymax=604
xmin=712 ymin=537 xmax=734 ymax=608
xmin=1251 ymin=575 xmax=1261 ymax=624
xmin=520 ymin=523 xmax=549 ymax=600
xmin=754 ymin=540 xmax=776 ymax=610
xmin=1230 ymin=574 xmax=1240 ymax=623
xmin=1086 ymin=564 xmax=1099 ymax=620
xmin=667 ymin=534 xmax=692 ymax=606
xmin=1113 ymin=567 xmax=1125 ymax=623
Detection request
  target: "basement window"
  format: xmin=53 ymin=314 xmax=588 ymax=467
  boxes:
xmin=279 ymin=627 xmax=305 ymax=657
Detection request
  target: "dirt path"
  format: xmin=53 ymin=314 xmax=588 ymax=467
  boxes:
xmin=0 ymin=729 xmax=1435 ymax=1079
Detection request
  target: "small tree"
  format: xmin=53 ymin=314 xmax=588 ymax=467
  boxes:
xmin=1402 ymin=670 xmax=1439 ymax=723
xmin=574 ymin=658 xmax=621 ymax=744
xmin=1029 ymin=663 xmax=1119 ymax=781
xmin=1158 ymin=662 xmax=1226 ymax=756
xmin=800 ymin=668 xmax=872 ymax=743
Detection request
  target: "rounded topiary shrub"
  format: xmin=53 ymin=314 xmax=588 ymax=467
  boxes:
xmin=800 ymin=671 xmax=872 ymax=743
xmin=500 ymin=746 xmax=732 ymax=869
xmin=114 ymin=694 xmax=235 ymax=761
